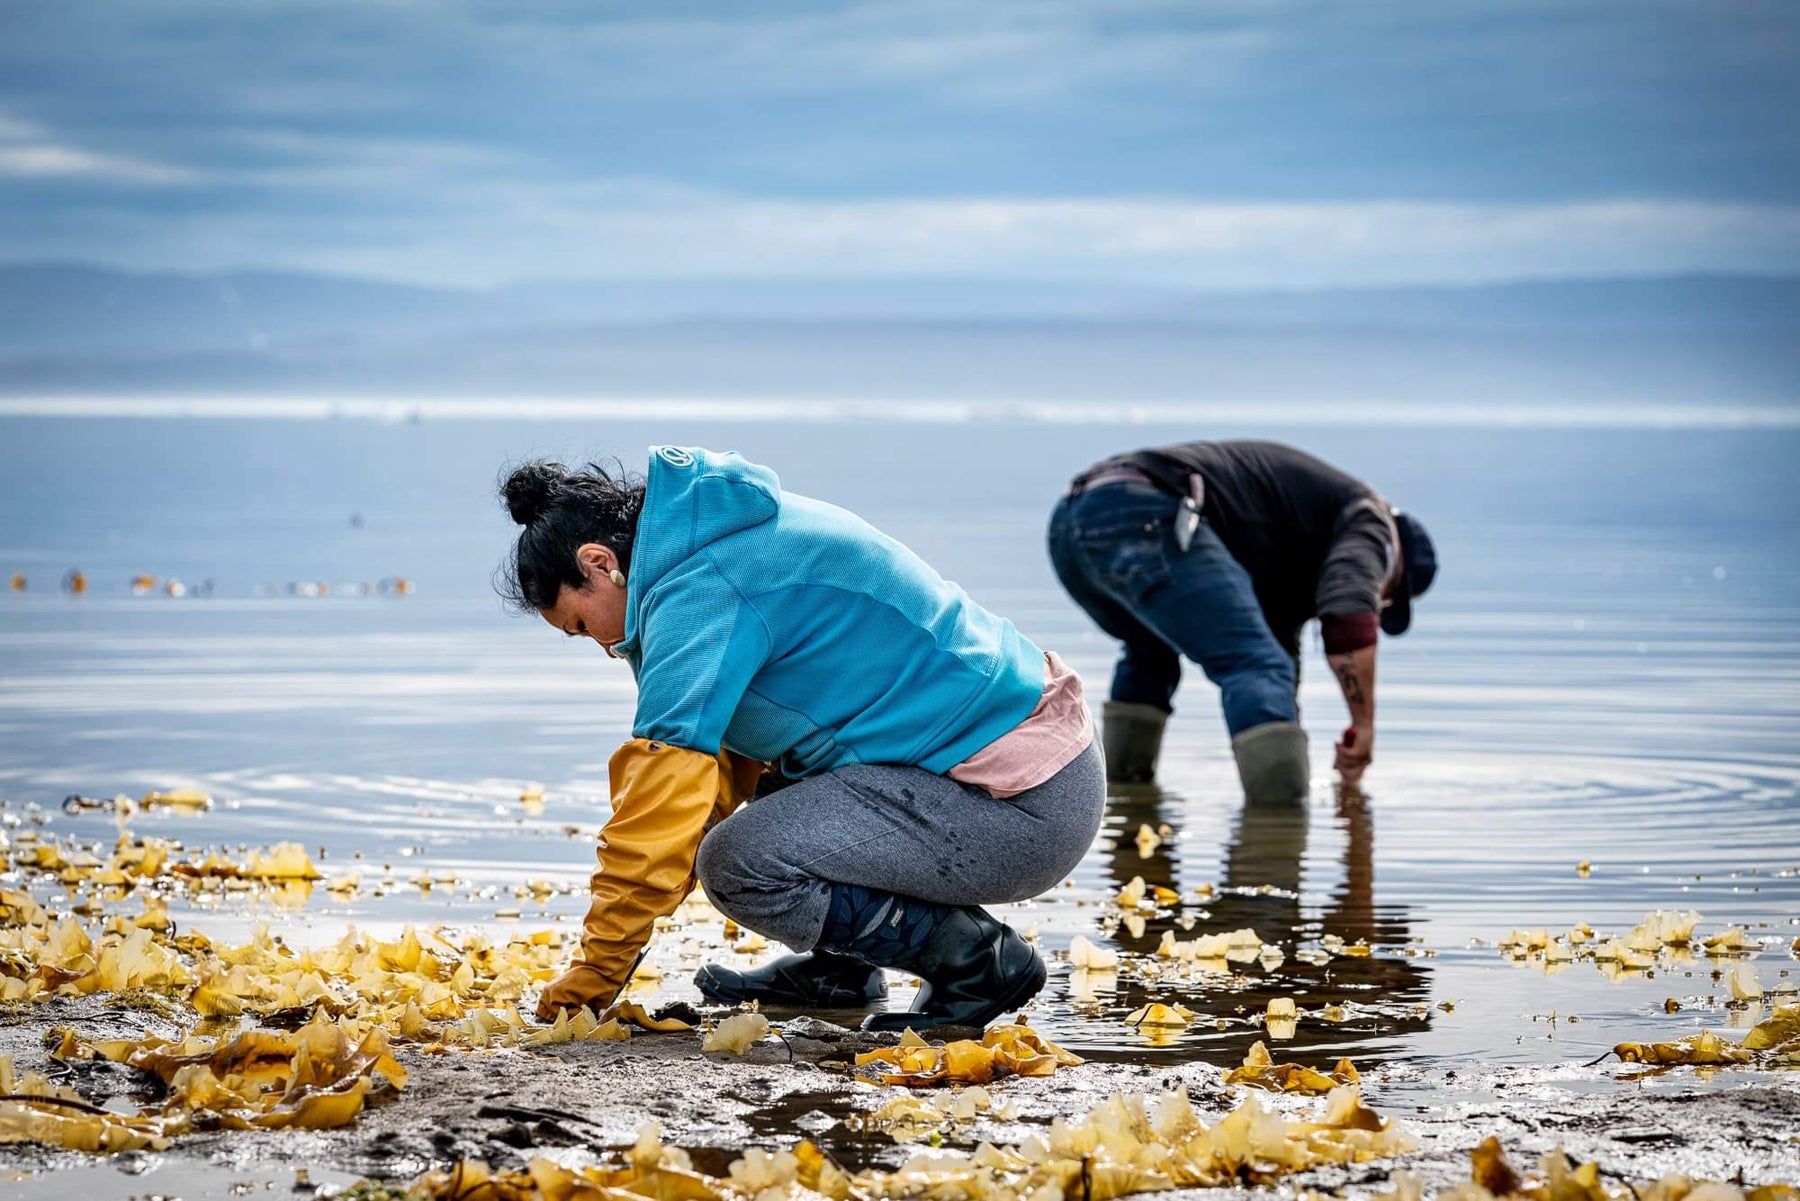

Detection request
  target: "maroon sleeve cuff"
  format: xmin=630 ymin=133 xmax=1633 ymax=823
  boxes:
xmin=1321 ymin=612 xmax=1379 ymax=655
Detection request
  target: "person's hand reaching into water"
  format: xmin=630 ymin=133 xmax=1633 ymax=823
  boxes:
xmin=1334 ymin=723 xmax=1372 ymax=785
xmin=1327 ymin=645 xmax=1376 ymax=786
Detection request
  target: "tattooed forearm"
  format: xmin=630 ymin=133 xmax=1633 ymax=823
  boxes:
xmin=1330 ymin=655 xmax=1365 ymax=705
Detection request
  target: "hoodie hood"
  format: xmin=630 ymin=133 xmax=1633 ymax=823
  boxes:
xmin=618 ymin=446 xmax=780 ymax=657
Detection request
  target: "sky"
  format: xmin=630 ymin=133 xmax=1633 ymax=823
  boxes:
xmin=1 ymin=0 xmax=1797 ymax=289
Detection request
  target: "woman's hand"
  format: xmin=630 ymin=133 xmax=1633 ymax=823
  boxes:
xmin=536 ymin=963 xmax=616 ymax=1021
xmin=535 ymin=741 xmax=765 ymax=1025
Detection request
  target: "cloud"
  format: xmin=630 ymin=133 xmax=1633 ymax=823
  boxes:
xmin=3 ymin=180 xmax=1792 ymax=288
xmin=413 ymin=194 xmax=1800 ymax=286
xmin=577 ymin=0 xmax=1270 ymax=102
xmin=0 ymin=112 xmax=200 ymax=185
xmin=210 ymin=128 xmax=526 ymax=191
xmin=0 ymin=2 xmax=1796 ymax=284
xmin=5 ymin=2 xmax=1796 ymax=201
xmin=0 ymin=145 xmax=197 ymax=185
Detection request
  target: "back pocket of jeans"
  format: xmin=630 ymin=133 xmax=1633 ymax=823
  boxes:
xmin=1090 ymin=532 xmax=1168 ymax=597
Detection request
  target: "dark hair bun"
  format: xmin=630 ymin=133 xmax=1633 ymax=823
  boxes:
xmin=501 ymin=461 xmax=567 ymax=526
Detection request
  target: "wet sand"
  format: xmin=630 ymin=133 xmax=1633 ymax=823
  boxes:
xmin=1 ymin=995 xmax=1796 ymax=1200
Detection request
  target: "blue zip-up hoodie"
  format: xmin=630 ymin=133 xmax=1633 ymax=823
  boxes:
xmin=614 ymin=446 xmax=1045 ymax=777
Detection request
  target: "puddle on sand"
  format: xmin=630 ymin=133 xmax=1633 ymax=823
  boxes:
xmin=722 ymin=1089 xmax=894 ymax=1174
xmin=0 ymin=1158 xmax=362 ymax=1200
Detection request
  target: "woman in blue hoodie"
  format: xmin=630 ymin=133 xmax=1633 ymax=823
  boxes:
xmin=504 ymin=447 xmax=1103 ymax=1031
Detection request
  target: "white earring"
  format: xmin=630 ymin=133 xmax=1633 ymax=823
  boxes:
xmin=609 ymin=569 xmax=627 ymax=588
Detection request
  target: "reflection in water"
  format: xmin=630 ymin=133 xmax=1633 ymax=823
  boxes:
xmin=1067 ymin=782 xmax=1431 ymax=1066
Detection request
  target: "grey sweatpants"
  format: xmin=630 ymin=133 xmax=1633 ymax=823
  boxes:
xmin=695 ymin=739 xmax=1105 ymax=951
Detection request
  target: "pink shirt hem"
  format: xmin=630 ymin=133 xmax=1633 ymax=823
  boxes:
xmin=948 ymin=651 xmax=1094 ymax=798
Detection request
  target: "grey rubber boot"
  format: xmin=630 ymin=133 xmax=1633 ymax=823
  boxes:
xmin=1231 ymin=721 xmax=1310 ymax=804
xmin=1102 ymin=701 xmax=1168 ymax=784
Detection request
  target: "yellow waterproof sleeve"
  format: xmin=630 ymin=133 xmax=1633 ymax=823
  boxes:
xmin=570 ymin=739 xmax=765 ymax=1006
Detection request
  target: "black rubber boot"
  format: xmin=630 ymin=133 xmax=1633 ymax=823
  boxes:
xmin=693 ymin=951 xmax=887 ymax=1007
xmin=814 ymin=883 xmax=1046 ymax=1033
xmin=1103 ymin=701 xmax=1168 ymax=783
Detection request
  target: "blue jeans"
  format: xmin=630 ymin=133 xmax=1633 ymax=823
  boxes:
xmin=1048 ymin=481 xmax=1297 ymax=737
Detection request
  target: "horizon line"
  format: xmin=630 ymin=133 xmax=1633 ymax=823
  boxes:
xmin=2 ymin=259 xmax=1800 ymax=298
xmin=2 ymin=395 xmax=1796 ymax=430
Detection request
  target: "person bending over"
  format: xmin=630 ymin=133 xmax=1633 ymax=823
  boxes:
xmin=1048 ymin=440 xmax=1436 ymax=801
xmin=504 ymin=446 xmax=1102 ymax=1030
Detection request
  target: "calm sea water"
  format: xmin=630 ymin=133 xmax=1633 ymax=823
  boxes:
xmin=1 ymin=412 xmax=1796 ymax=1095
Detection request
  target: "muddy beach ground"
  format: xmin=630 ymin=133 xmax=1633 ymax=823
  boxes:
xmin=3 ymin=995 xmax=1796 ymax=1200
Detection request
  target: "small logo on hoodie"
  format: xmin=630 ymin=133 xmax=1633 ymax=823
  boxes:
xmin=658 ymin=447 xmax=696 ymax=468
